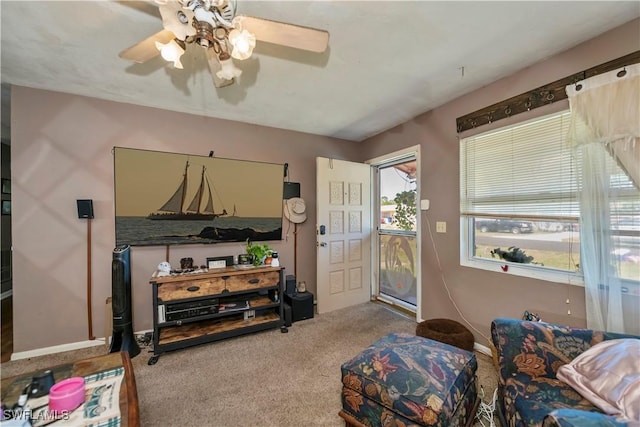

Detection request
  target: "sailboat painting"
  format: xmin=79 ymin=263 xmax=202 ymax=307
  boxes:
xmin=114 ymin=147 xmax=284 ymax=247
xmin=147 ymin=161 xmax=228 ymax=220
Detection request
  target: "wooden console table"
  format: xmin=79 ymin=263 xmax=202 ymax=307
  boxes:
xmin=149 ymin=266 xmax=286 ymax=365
xmin=1 ymin=351 xmax=139 ymax=426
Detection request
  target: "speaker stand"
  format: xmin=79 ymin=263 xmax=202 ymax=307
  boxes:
xmin=86 ymin=217 xmax=94 ymax=340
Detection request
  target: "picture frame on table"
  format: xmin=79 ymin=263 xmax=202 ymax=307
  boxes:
xmin=207 ymin=256 xmax=234 ymax=269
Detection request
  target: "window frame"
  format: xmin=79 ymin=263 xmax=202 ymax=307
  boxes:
xmin=459 ymin=109 xmax=587 ymax=285
xmin=460 ymin=107 xmax=640 ymax=287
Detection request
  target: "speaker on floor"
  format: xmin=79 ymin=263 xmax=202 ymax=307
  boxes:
xmin=109 ymin=244 xmax=140 ymax=358
xmin=76 ymin=199 xmax=94 ymax=219
xmin=284 ymin=292 xmax=314 ymax=322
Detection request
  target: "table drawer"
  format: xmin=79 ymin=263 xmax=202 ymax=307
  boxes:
xmin=156 ymin=270 xmax=280 ymax=301
xmin=226 ymin=271 xmax=280 ymax=292
xmin=157 ymin=277 xmax=226 ymax=301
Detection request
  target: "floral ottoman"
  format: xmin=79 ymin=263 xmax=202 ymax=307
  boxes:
xmin=339 ymin=333 xmax=479 ymax=427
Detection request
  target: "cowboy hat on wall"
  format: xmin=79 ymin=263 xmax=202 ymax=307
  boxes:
xmin=284 ymin=197 xmax=307 ymax=224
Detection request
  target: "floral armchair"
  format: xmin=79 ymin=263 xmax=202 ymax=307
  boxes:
xmin=490 ymin=318 xmax=638 ymax=427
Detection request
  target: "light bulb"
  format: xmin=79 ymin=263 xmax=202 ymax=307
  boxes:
xmin=228 ymin=29 xmax=256 ymax=60
xmin=216 ymin=56 xmax=242 ymax=81
xmin=155 ymin=40 xmax=185 ymax=69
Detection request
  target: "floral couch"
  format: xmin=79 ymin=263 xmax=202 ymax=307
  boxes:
xmin=490 ymin=318 xmax=639 ymax=427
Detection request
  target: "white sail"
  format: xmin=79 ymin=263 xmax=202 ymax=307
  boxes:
xmin=159 ymin=180 xmax=185 ymax=213
xmin=186 ymin=167 xmax=206 ymax=213
xmin=148 ymin=161 xmax=229 ymax=220
xmin=203 ymin=178 xmax=215 ymax=214
xmin=158 ymin=161 xmax=189 ymax=213
xmin=186 ymin=188 xmax=201 ymax=212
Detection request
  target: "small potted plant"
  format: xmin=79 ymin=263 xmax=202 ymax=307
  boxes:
xmin=245 ymin=239 xmax=273 ymax=266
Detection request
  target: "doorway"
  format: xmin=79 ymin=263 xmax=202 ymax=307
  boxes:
xmin=368 ymin=147 xmax=420 ymax=316
xmin=316 ymin=157 xmax=372 ymax=314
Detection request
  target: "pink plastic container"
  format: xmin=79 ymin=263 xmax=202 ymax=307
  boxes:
xmin=48 ymin=377 xmax=85 ymax=413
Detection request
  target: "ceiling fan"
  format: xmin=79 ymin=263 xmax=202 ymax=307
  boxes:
xmin=119 ymin=0 xmax=329 ymax=88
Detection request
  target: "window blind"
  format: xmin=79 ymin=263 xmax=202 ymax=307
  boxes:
xmin=460 ymin=110 xmax=637 ymax=219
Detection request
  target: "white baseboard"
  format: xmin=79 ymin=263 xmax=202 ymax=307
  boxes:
xmin=11 ymin=339 xmax=105 ymax=361
xmin=474 ymin=342 xmax=492 ymax=356
xmin=10 ymin=329 xmax=153 ymax=361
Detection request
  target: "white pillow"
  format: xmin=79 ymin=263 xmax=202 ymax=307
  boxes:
xmin=557 ymin=338 xmax=640 ymax=422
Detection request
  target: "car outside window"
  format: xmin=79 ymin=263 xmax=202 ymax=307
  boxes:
xmin=475 ymin=219 xmax=534 ymax=234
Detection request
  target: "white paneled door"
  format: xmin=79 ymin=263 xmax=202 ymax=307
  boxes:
xmin=316 ymin=157 xmax=372 ymax=314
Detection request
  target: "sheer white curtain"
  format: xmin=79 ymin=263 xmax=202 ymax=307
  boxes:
xmin=566 ymin=63 xmax=640 ymax=334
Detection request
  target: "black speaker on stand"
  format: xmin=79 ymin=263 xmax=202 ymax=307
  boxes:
xmin=109 ymin=245 xmax=140 ymax=358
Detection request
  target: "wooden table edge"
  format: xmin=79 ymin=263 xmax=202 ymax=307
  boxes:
xmin=1 ymin=351 xmax=140 ymax=427
xmin=120 ymin=351 xmax=140 ymax=427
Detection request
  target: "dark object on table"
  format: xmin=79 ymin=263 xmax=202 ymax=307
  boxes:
xmin=237 ymin=254 xmax=253 ymax=265
xmin=180 ymin=257 xmax=194 ymax=269
xmin=29 ymin=369 xmax=55 ymax=398
xmin=415 ymin=318 xmax=475 ymax=352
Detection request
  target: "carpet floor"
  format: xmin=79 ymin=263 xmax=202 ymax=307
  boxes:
xmin=1 ymin=302 xmax=499 ymax=426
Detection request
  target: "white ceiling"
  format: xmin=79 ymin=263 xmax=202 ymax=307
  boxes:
xmin=1 ymin=1 xmax=639 ymax=141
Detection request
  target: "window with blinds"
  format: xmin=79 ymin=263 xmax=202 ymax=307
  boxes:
xmin=461 ymin=111 xmax=578 ymax=220
xmin=460 ymin=109 xmax=639 ymax=283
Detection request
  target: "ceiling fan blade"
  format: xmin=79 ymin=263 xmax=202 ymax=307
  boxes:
xmin=235 ymin=16 xmax=329 ymax=53
xmin=119 ymin=29 xmax=175 ymax=63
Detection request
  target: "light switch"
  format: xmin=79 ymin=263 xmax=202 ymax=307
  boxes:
xmin=420 ymin=199 xmax=430 ymax=210
xmin=436 ymin=221 xmax=447 ymax=233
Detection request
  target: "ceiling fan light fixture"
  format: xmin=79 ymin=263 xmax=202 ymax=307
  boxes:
xmin=158 ymin=2 xmax=195 ymax=40
xmin=216 ymin=52 xmax=242 ymax=80
xmin=228 ymin=28 xmax=255 ymax=60
xmin=155 ymin=39 xmax=186 ymax=69
xmin=120 ymin=0 xmax=330 ymax=89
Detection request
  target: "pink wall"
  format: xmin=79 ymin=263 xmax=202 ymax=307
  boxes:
xmin=10 ymin=18 xmax=639 ymax=353
xmin=360 ymin=18 xmax=640 ymax=347
xmin=10 ymin=89 xmax=359 ymax=352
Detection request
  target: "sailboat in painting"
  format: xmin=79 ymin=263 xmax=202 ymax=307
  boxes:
xmin=147 ymin=161 xmax=228 ymax=220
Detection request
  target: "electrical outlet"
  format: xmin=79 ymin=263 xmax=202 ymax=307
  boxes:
xmin=436 ymin=221 xmax=447 ymax=233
